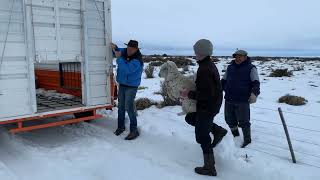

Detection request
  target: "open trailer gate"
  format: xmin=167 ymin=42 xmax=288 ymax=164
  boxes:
xmin=0 ymin=0 xmax=114 ymax=133
xmin=0 ymin=0 xmax=36 ymax=119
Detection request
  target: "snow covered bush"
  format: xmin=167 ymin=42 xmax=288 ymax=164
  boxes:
xmin=145 ymin=65 xmax=155 ymax=79
xmin=269 ymin=68 xmax=293 ymax=77
xmin=293 ymin=65 xmax=305 ymax=71
xmin=182 ymin=65 xmax=189 ymax=72
xmin=181 ymin=65 xmax=189 ymax=74
xmin=278 ymin=94 xmax=307 ymax=106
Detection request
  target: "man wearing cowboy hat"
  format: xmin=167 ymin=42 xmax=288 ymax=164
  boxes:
xmin=111 ymin=40 xmax=143 ymax=140
xmin=221 ymin=50 xmax=260 ymax=148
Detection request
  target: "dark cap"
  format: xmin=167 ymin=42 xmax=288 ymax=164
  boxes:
xmin=124 ymin=40 xmax=139 ymax=48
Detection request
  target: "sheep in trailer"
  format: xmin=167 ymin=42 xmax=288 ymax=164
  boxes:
xmin=159 ymin=61 xmax=196 ymax=115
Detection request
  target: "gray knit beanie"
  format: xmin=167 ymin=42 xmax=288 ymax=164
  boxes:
xmin=193 ymin=39 xmax=213 ymax=56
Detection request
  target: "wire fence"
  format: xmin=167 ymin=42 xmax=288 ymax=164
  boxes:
xmin=235 ymin=106 xmax=320 ymax=169
xmin=163 ymin=105 xmax=320 ymax=169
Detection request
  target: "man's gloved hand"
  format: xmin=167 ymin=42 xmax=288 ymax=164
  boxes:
xmin=110 ymin=43 xmax=117 ymax=50
xmin=110 ymin=43 xmax=121 ymax=58
xmin=248 ymin=93 xmax=257 ymax=104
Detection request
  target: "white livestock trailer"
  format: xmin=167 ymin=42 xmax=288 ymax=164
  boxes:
xmin=0 ymin=0 xmax=115 ymax=133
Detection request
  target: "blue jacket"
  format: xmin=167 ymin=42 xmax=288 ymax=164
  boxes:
xmin=114 ymin=48 xmax=143 ymax=87
xmin=221 ymin=58 xmax=260 ymax=103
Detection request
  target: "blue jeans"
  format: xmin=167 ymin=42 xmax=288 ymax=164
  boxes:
xmin=117 ymin=85 xmax=138 ymax=132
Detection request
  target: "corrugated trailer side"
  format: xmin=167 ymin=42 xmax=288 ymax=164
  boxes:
xmin=0 ymin=0 xmax=36 ymax=119
xmin=0 ymin=0 xmax=115 ymax=134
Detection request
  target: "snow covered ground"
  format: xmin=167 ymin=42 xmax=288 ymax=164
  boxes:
xmin=0 ymin=58 xmax=320 ymax=180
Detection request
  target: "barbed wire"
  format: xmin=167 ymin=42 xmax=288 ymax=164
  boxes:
xmin=251 ymin=105 xmax=320 ymax=118
xmin=155 ymin=104 xmax=320 ymax=168
xmin=254 ymin=139 xmax=320 ymax=159
xmin=217 ymin=120 xmax=320 ymax=148
xmin=251 ymin=118 xmax=320 ymax=133
xmin=247 ymin=146 xmax=320 ymax=169
xmin=252 ymin=128 xmax=320 ymax=147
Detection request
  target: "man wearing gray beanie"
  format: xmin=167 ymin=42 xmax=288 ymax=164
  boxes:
xmin=180 ymin=39 xmax=227 ymax=176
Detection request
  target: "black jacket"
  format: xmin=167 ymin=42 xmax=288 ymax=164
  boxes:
xmin=188 ymin=56 xmax=223 ymax=115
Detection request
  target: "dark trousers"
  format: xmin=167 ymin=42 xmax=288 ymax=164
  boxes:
xmin=118 ymin=85 xmax=138 ymax=131
xmin=185 ymin=112 xmax=217 ymax=154
xmin=224 ymin=101 xmax=251 ymax=129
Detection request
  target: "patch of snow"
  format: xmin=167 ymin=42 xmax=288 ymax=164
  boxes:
xmin=0 ymin=58 xmax=319 ymax=180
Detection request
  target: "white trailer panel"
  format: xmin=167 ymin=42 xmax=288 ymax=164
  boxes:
xmin=1 ymin=0 xmax=113 ymax=121
xmin=0 ymin=0 xmax=35 ymax=119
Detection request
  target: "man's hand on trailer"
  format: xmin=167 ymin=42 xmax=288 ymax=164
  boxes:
xmin=110 ymin=43 xmax=122 ymax=58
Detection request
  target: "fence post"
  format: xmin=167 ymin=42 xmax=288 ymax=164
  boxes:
xmin=278 ymin=107 xmax=297 ymax=163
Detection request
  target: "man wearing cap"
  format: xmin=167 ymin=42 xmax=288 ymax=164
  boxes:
xmin=180 ymin=39 xmax=226 ymax=176
xmin=110 ymin=40 xmax=143 ymax=140
xmin=221 ymin=50 xmax=260 ymax=148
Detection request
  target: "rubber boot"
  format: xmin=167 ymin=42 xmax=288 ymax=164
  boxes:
xmin=241 ymin=127 xmax=251 ymax=148
xmin=211 ymin=124 xmax=227 ymax=148
xmin=231 ymin=127 xmax=240 ymax=137
xmin=194 ymin=153 xmax=217 ymax=176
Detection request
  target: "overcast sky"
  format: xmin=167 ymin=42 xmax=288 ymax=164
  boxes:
xmin=111 ymin=0 xmax=320 ymax=56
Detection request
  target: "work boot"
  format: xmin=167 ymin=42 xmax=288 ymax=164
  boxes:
xmin=125 ymin=130 xmax=140 ymax=140
xmin=231 ymin=127 xmax=240 ymax=137
xmin=114 ymin=128 xmax=125 ymax=136
xmin=211 ymin=124 xmax=227 ymax=148
xmin=195 ymin=153 xmax=217 ymax=176
xmin=241 ymin=127 xmax=251 ymax=148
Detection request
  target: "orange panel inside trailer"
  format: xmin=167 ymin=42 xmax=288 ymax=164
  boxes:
xmin=35 ymin=69 xmax=82 ymax=97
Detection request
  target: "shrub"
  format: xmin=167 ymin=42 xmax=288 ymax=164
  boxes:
xmin=278 ymin=94 xmax=307 ymax=106
xmin=169 ymin=57 xmax=194 ymax=68
xmin=142 ymin=56 xmax=194 ymax=68
xmin=153 ymin=91 xmax=162 ymax=95
xmin=145 ymin=65 xmax=155 ymax=78
xmin=135 ymin=98 xmax=157 ymax=110
xmin=269 ymin=69 xmax=293 ymax=77
xmin=293 ymin=65 xmax=304 ymax=71
xmin=182 ymin=65 xmax=189 ymax=72
xmin=149 ymin=61 xmax=164 ymax=67
xmin=138 ymin=86 xmax=148 ymax=90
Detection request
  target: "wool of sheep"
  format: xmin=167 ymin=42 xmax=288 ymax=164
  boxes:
xmin=159 ymin=61 xmax=197 ymax=115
